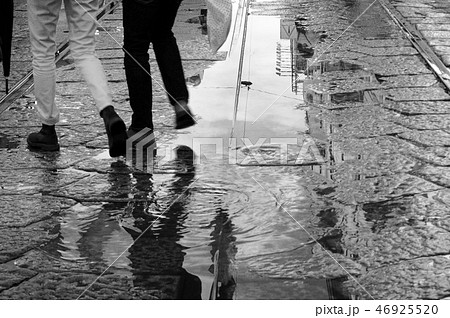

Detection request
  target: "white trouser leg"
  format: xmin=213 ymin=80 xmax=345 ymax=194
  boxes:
xmin=28 ymin=0 xmax=62 ymax=125
xmin=64 ymin=0 xmax=112 ymax=113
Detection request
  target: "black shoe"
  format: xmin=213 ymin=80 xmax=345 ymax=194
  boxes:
xmin=101 ymin=106 xmax=127 ymax=157
xmin=27 ymin=125 xmax=60 ymax=151
xmin=175 ymin=107 xmax=196 ymax=129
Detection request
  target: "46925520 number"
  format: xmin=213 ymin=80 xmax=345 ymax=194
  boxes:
xmin=376 ymin=305 xmax=438 ymax=315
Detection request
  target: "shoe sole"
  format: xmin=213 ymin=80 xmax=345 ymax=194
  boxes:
xmin=27 ymin=141 xmax=60 ymax=151
xmin=108 ymin=119 xmax=127 ymax=157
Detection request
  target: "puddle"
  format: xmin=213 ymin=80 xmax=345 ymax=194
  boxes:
xmin=167 ymin=13 xmax=342 ymax=299
xmin=176 ymin=15 xmax=307 ymax=148
xmin=42 ymin=11 xmax=341 ymax=299
xmin=304 ymin=60 xmax=385 ymax=105
xmin=39 ymin=0 xmax=413 ymax=300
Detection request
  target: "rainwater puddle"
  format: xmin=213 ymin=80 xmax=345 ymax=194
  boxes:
xmin=167 ymin=13 xmax=343 ymax=299
xmin=41 ymin=11 xmax=341 ymax=299
xmin=41 ymin=2 xmax=396 ymax=299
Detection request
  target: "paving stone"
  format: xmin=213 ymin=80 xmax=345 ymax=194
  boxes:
xmin=345 ymin=256 xmax=450 ymax=300
xmin=360 ymin=55 xmax=432 ymax=76
xmin=0 ymin=264 xmax=37 ymax=292
xmin=382 ymin=101 xmax=450 ymax=114
xmin=421 ymin=30 xmax=450 ymax=39
xmin=394 ymin=6 xmax=427 ymax=18
xmin=393 ymin=2 xmax=432 ymax=9
xmin=441 ymin=54 xmax=450 ymax=67
xmin=418 ymin=23 xmax=450 ymax=31
xmin=414 ymin=165 xmax=450 ymax=188
xmin=0 ymin=272 xmax=163 ymax=299
xmin=350 ymin=46 xmax=418 ymax=56
xmin=360 ymin=39 xmax=412 ymax=47
xmin=0 ymin=195 xmax=75 ymax=228
xmin=399 ymin=129 xmax=450 ymax=147
xmin=0 ymin=168 xmax=90 ymax=196
xmin=384 ymin=87 xmax=450 ymax=101
xmin=326 ymin=173 xmax=442 ymax=205
xmin=393 ymin=114 xmax=450 ymax=130
xmin=429 ymin=38 xmax=450 ymax=47
xmin=379 ymin=74 xmax=438 ymax=88
xmin=0 ymin=219 xmax=59 ymax=263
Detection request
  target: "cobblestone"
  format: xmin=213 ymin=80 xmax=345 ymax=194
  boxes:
xmin=1 ymin=0 xmax=450 ymax=300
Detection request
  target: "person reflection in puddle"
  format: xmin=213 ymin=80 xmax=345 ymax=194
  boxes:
xmin=51 ymin=146 xmax=201 ymax=298
xmin=120 ymin=145 xmax=201 ymax=299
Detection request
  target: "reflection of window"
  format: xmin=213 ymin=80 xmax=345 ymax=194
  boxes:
xmin=319 ymin=147 xmax=326 ymax=158
xmin=330 ymin=91 xmax=363 ymax=104
xmin=295 ymin=55 xmax=307 ymax=72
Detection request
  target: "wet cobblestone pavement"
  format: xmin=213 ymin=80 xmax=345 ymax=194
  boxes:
xmin=1 ymin=0 xmax=450 ymax=300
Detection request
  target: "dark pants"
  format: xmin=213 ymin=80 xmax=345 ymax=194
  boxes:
xmin=123 ymin=0 xmax=189 ymax=130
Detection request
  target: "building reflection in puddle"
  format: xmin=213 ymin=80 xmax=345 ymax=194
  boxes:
xmin=304 ymin=59 xmax=385 ymax=182
xmin=276 ymin=17 xmax=327 ymax=94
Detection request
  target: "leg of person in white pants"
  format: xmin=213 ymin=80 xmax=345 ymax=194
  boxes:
xmin=27 ymin=0 xmax=127 ymax=156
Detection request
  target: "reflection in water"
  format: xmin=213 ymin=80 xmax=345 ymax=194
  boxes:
xmin=44 ymin=146 xmax=239 ymax=299
xmin=186 ymin=70 xmax=204 ymax=87
xmin=277 ymin=16 xmax=327 ymax=94
xmin=124 ymin=146 xmax=201 ymax=299
xmin=208 ymin=197 xmax=237 ymax=299
xmin=34 ymin=8 xmax=398 ymax=300
xmin=304 ymin=59 xmax=385 ymax=182
xmin=174 ymin=14 xmax=356 ymax=299
xmin=302 ymin=56 xmax=388 ymax=299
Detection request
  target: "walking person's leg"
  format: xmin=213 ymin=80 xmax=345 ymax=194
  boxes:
xmin=64 ymin=0 xmax=127 ymax=157
xmin=151 ymin=0 xmax=195 ymax=129
xmin=122 ymin=0 xmax=153 ymax=133
xmin=27 ymin=0 xmax=62 ymax=151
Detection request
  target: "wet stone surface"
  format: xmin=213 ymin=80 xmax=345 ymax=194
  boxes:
xmin=1 ymin=0 xmax=450 ymax=300
xmin=391 ymin=0 xmax=450 ymax=67
xmin=245 ymin=0 xmax=450 ymax=299
xmin=0 ymin=0 xmax=216 ymax=300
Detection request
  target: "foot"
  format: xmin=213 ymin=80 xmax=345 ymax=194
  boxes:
xmin=174 ymin=101 xmax=196 ymax=129
xmin=101 ymin=106 xmax=127 ymax=157
xmin=27 ymin=124 xmax=60 ymax=151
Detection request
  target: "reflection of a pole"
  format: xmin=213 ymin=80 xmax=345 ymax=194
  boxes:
xmin=228 ymin=0 xmax=245 ymax=55
xmin=230 ymin=0 xmax=251 ymax=145
xmin=209 ymin=250 xmax=220 ymax=299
